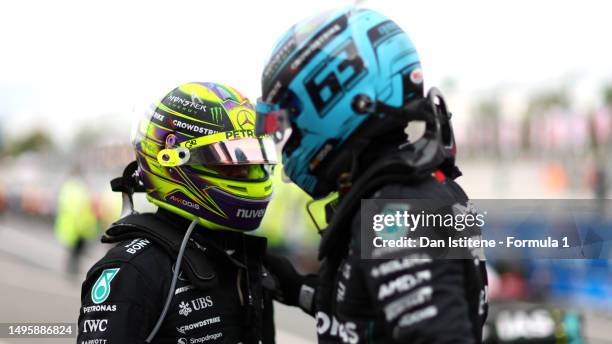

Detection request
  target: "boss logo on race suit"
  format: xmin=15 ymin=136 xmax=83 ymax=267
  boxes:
xmin=378 ymin=269 xmax=431 ymax=300
xmin=370 ymin=254 xmax=432 ymax=278
xmin=236 ymin=208 xmax=265 ymax=219
xmin=82 ymin=304 xmax=117 ymax=313
xmin=91 ymin=268 xmax=120 ymax=304
xmin=82 ymin=319 xmax=108 ymax=333
xmin=316 ymin=312 xmax=358 ymax=344
xmin=178 ymin=296 xmax=214 ymax=317
xmin=176 ymin=316 xmax=221 ymax=334
xmin=124 ymin=238 xmax=150 ymax=254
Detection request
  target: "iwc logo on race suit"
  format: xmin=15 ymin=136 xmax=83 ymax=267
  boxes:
xmin=82 ymin=319 xmax=108 ymax=333
xmin=91 ymin=268 xmax=120 ymax=304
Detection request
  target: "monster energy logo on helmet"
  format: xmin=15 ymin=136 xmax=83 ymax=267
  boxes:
xmin=210 ymin=106 xmax=224 ymax=124
xmin=166 ymin=95 xmax=208 ymax=111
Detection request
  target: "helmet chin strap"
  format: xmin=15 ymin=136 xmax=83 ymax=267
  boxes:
xmin=110 ymin=161 xmax=146 ymax=219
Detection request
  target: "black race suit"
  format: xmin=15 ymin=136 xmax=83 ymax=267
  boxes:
xmin=268 ymin=173 xmax=488 ymax=344
xmin=77 ymin=209 xmax=275 ymax=344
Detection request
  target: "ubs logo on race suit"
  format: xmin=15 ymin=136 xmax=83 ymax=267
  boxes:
xmin=83 ymin=319 xmax=108 ymax=333
xmin=91 ymin=268 xmax=120 ymax=304
xmin=178 ymin=296 xmax=214 ymax=317
xmin=316 ymin=312 xmax=359 ymax=344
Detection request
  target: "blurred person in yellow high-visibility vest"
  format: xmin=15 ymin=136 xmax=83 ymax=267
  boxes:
xmin=258 ymin=166 xmax=322 ymax=249
xmin=54 ymin=165 xmax=97 ymax=274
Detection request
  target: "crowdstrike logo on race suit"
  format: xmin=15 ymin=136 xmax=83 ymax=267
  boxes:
xmin=176 ymin=316 xmax=221 ymax=334
xmin=91 ymin=268 xmax=120 ymax=304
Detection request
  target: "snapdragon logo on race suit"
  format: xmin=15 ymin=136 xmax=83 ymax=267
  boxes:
xmin=91 ymin=268 xmax=120 ymax=304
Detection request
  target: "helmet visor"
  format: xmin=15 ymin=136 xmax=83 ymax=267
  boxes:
xmin=158 ymin=136 xmax=277 ymax=167
xmin=189 ymin=136 xmax=277 ymax=165
xmin=255 ymin=100 xmax=292 ymax=143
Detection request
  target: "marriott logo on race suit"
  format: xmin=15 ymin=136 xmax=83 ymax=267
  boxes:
xmin=83 ymin=319 xmax=108 ymax=333
xmin=178 ymin=296 xmax=214 ymax=317
xmin=91 ymin=268 xmax=120 ymax=304
xmin=236 ymin=208 xmax=265 ymax=219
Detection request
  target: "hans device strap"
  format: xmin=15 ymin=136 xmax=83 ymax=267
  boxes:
xmin=102 ymin=214 xmax=217 ymax=287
